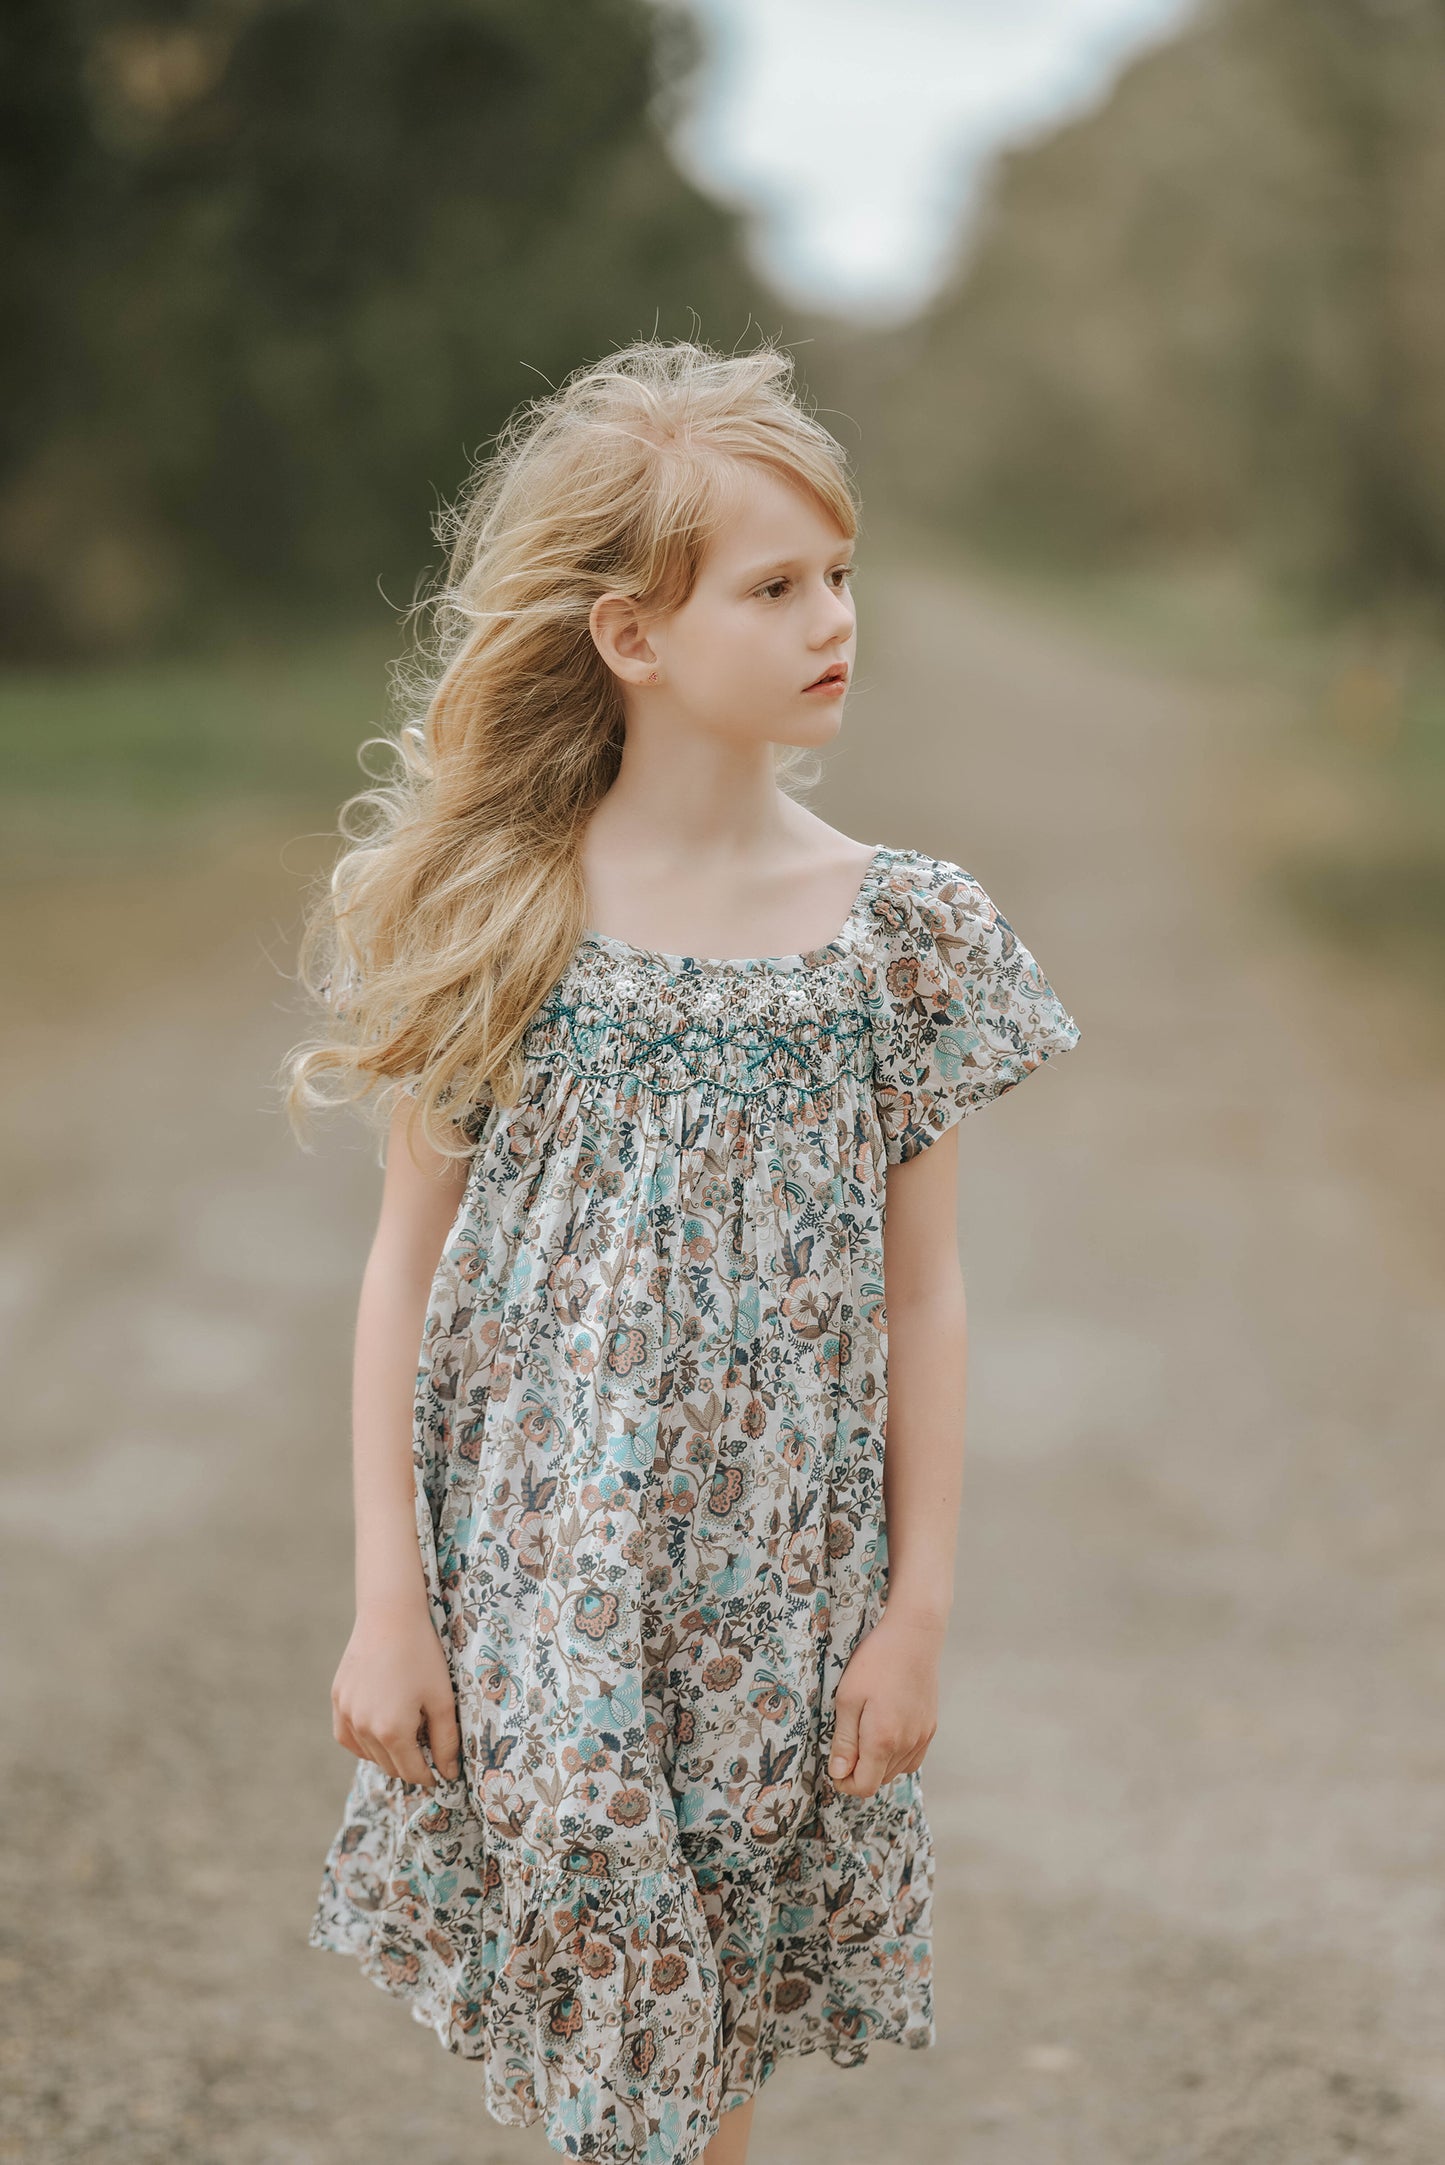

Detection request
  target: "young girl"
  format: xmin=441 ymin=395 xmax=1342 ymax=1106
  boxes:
xmin=289 ymin=337 xmax=1080 ymax=2165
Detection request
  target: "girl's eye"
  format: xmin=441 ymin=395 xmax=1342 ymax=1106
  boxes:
xmin=756 ymin=566 xmax=857 ymax=600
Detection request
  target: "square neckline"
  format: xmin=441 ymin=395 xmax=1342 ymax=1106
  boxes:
xmin=579 ymin=842 xmax=897 ymax=976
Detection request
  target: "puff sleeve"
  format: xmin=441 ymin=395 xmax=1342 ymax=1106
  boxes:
xmin=867 ymin=852 xmax=1081 ymax=1164
xmin=402 ymin=1069 xmax=495 ymax=1149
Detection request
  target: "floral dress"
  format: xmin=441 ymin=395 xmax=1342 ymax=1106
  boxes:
xmin=308 ymin=842 xmax=1081 ymax=2165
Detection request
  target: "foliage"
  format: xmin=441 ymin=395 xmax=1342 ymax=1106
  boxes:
xmin=0 ymin=0 xmax=773 ymax=658
xmin=863 ymin=0 xmax=1445 ymax=614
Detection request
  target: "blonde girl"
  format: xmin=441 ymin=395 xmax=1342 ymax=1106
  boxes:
xmin=288 ymin=335 xmax=1080 ymax=2165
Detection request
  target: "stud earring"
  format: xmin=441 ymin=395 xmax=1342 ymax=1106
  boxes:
xmin=648 ymin=671 xmax=659 ymax=683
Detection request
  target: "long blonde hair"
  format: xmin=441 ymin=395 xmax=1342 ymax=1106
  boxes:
xmin=279 ymin=335 xmax=861 ymax=1161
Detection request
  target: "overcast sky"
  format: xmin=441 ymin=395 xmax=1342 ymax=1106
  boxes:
xmin=652 ymin=0 xmax=1199 ymax=322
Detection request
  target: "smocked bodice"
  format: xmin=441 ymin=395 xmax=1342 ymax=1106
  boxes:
xmin=520 ymin=922 xmax=882 ymax=1106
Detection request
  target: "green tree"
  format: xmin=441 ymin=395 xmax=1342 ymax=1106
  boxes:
xmin=870 ymin=0 xmax=1445 ymax=612
xmin=0 ymin=0 xmax=774 ymax=658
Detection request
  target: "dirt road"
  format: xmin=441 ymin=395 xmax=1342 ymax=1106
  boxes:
xmin=4 ymin=555 xmax=1443 ymax=2162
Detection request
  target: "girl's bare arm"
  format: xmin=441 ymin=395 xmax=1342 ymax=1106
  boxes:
xmin=828 ymin=1125 xmax=967 ymax=1797
xmin=873 ymin=1124 xmax=968 ymax=1629
xmin=328 ymin=1098 xmax=471 ymax=1792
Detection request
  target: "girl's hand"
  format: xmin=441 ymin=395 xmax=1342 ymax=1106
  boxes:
xmin=827 ymin=1608 xmax=946 ymax=1798
xmin=331 ymin=1600 xmax=462 ymax=1790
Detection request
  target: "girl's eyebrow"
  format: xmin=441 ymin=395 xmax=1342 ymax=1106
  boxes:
xmin=739 ymin=551 xmax=856 ymax=582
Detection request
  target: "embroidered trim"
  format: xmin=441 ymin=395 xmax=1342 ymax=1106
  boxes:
xmin=522 ymin=954 xmax=878 ymax=1101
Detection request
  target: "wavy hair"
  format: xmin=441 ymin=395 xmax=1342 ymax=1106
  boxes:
xmin=279 ymin=335 xmax=860 ymax=1162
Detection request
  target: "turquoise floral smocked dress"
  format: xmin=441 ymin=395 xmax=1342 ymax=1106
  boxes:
xmin=308 ymin=843 xmax=1081 ymax=2165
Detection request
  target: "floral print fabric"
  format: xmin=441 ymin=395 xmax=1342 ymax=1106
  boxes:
xmin=308 ymin=844 xmax=1081 ymax=2164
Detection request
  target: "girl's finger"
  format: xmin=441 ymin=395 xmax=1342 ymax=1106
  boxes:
xmin=358 ymin=1730 xmax=401 ymax=1782
xmin=393 ymin=1727 xmax=437 ymax=1790
xmin=886 ymin=1722 xmax=934 ymax=1786
xmin=424 ymin=1698 xmax=463 ymax=1782
xmin=903 ymin=1728 xmax=935 ymax=1774
xmin=879 ymin=1744 xmax=913 ymax=1789
xmin=848 ymin=1706 xmax=891 ymax=1797
xmin=828 ymin=1697 xmax=862 ymax=1784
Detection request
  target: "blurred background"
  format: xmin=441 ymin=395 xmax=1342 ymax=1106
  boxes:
xmin=4 ymin=1 xmax=1444 ymax=2159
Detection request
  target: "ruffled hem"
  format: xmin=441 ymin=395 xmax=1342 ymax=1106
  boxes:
xmin=308 ymin=1760 xmax=935 ymax=2165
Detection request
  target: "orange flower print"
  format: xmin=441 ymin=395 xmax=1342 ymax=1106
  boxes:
xmin=605 ymin=1325 xmax=649 ymax=1378
xmin=628 ymin=2029 xmax=657 ymax=2080
xmin=720 ymin=1947 xmax=757 ymax=1989
xmin=567 ymin=1327 xmax=599 ymax=1374
xmin=706 ymin=1465 xmax=745 ymax=1519
xmin=780 ymin=1419 xmax=809 ymax=1467
xmin=573 ymin=1588 xmax=621 ymax=1642
xmin=750 ymin=1681 xmax=792 ymax=1722
xmin=549 ymin=1992 xmax=586 ymax=2041
xmin=479 ymin=1661 xmax=511 ymax=1703
xmin=415 ymin=1796 xmax=459 ymax=1838
xmin=885 ymin=953 xmax=920 ymax=1002
xmin=652 ymin=1951 xmax=689 ymax=1995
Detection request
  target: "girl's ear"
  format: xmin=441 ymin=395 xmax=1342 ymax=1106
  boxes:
xmin=589 ymin=590 xmax=656 ymax=684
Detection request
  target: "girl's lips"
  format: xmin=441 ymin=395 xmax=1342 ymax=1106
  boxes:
xmin=803 ymin=668 xmax=848 ymax=692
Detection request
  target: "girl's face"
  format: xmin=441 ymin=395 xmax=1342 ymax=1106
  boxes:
xmin=601 ymin=461 xmax=858 ymax=753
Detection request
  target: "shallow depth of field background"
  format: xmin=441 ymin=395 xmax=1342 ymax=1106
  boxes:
xmin=4 ymin=4 xmax=1444 ymax=2161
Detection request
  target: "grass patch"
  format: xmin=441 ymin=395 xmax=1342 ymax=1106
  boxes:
xmin=0 ymin=620 xmax=414 ymax=876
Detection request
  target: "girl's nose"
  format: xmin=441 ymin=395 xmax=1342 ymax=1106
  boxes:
xmin=817 ymin=587 xmax=854 ymax=635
